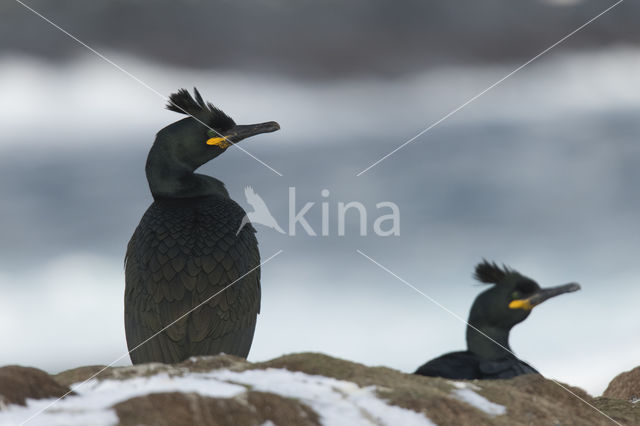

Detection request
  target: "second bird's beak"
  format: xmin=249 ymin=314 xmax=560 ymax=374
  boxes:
xmin=509 ymin=282 xmax=581 ymax=310
xmin=207 ymin=121 xmax=280 ymax=148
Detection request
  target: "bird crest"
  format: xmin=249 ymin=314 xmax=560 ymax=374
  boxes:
xmin=166 ymin=87 xmax=236 ymax=131
xmin=473 ymin=260 xmax=514 ymax=285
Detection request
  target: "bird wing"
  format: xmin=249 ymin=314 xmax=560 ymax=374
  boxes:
xmin=478 ymin=357 xmax=540 ymax=378
xmin=415 ymin=351 xmax=540 ymax=380
xmin=125 ymin=196 xmax=260 ymax=364
xmin=414 ymin=351 xmax=481 ymax=380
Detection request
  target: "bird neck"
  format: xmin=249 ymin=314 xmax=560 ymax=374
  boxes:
xmin=145 ymin=151 xmax=228 ymax=199
xmin=465 ymin=322 xmax=513 ymax=360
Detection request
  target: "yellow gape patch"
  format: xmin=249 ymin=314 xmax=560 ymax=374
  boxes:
xmin=206 ymin=136 xmax=231 ymax=149
xmin=509 ymin=299 xmax=533 ymax=310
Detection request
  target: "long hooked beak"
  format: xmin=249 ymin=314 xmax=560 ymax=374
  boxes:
xmin=207 ymin=121 xmax=280 ymax=148
xmin=509 ymin=282 xmax=581 ymax=310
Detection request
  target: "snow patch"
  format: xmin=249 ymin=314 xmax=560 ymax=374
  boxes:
xmin=0 ymin=368 xmax=435 ymax=426
xmin=451 ymin=382 xmax=506 ymax=416
xmin=0 ymin=372 xmax=246 ymax=426
xmin=212 ymin=368 xmax=435 ymax=426
xmin=450 ymin=380 xmax=481 ymax=391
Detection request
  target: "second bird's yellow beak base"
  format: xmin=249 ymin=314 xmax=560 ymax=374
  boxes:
xmin=509 ymin=299 xmax=534 ymax=310
xmin=206 ymin=136 xmax=232 ymax=149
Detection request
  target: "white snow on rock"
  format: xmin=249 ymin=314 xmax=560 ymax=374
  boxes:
xmin=450 ymin=381 xmax=481 ymax=391
xmin=0 ymin=372 xmax=246 ymax=426
xmin=212 ymin=368 xmax=435 ymax=426
xmin=0 ymin=368 xmax=435 ymax=426
xmin=450 ymin=381 xmax=507 ymax=416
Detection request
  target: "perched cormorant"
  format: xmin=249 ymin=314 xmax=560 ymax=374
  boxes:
xmin=124 ymin=88 xmax=280 ymax=364
xmin=415 ymin=260 xmax=580 ymax=380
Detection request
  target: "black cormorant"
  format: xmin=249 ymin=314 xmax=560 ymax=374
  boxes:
xmin=415 ymin=260 xmax=580 ymax=380
xmin=124 ymin=88 xmax=280 ymax=364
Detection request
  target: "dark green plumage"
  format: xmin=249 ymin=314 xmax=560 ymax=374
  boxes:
xmin=124 ymin=88 xmax=279 ymax=364
xmin=415 ymin=260 xmax=580 ymax=380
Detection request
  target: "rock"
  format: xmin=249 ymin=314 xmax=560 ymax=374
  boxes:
xmin=54 ymin=365 xmax=109 ymax=388
xmin=256 ymin=353 xmax=637 ymax=426
xmin=603 ymin=366 xmax=640 ymax=401
xmin=113 ymin=391 xmax=319 ymax=426
xmin=1 ymin=353 xmax=639 ymax=425
xmin=176 ymin=353 xmax=251 ymax=373
xmin=53 ymin=354 xmax=249 ymax=387
xmin=0 ymin=365 xmax=70 ymax=408
xmin=593 ymin=397 xmax=640 ymax=425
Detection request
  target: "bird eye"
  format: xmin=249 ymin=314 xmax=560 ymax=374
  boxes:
xmin=511 ymin=291 xmax=521 ymax=300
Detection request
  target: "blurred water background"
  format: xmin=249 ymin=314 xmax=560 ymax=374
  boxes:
xmin=1 ymin=0 xmax=639 ymax=396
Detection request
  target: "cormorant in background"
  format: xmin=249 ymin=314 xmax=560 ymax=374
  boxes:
xmin=125 ymin=88 xmax=280 ymax=364
xmin=415 ymin=260 xmax=580 ymax=380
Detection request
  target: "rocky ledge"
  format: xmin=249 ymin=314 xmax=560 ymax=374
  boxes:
xmin=0 ymin=353 xmax=638 ymax=426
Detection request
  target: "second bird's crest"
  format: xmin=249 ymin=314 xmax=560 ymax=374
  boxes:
xmin=473 ymin=260 xmax=515 ymax=285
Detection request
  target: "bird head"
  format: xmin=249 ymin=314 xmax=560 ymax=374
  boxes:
xmin=469 ymin=260 xmax=580 ymax=330
xmin=151 ymin=88 xmax=280 ymax=171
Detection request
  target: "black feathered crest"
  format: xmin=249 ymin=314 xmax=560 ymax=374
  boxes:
xmin=166 ymin=88 xmax=236 ymax=131
xmin=473 ymin=260 xmax=514 ymax=285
